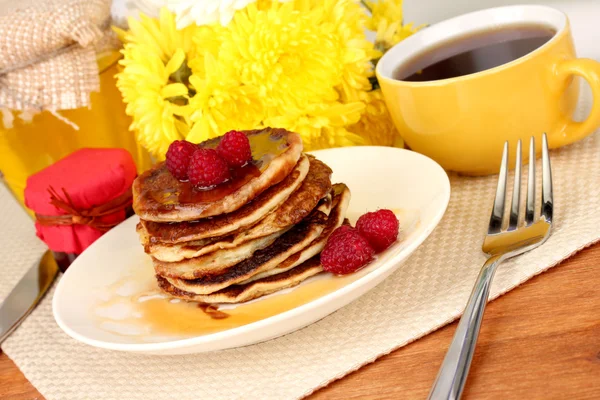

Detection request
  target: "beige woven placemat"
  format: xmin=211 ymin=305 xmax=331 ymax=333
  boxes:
xmin=1 ymin=89 xmax=599 ymax=399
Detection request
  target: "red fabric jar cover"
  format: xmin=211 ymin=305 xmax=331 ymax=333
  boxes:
xmin=24 ymin=148 xmax=137 ymax=254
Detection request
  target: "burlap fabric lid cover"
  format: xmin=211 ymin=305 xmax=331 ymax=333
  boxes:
xmin=0 ymin=0 xmax=111 ymax=111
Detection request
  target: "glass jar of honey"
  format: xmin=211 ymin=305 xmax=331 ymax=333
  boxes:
xmin=0 ymin=49 xmax=152 ymax=214
xmin=0 ymin=0 xmax=154 ymax=217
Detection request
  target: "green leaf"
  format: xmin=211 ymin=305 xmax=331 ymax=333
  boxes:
xmin=169 ymin=60 xmax=193 ymax=86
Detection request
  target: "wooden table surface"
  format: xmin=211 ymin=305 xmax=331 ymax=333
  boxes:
xmin=1 ymin=243 xmax=599 ymax=399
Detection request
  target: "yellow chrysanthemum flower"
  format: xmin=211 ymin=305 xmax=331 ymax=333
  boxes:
xmin=365 ymin=0 xmax=421 ymax=53
xmin=348 ymin=89 xmax=403 ymax=147
xmin=190 ymin=24 xmax=227 ymax=73
xmin=374 ymin=20 xmax=420 ymax=53
xmin=119 ymin=9 xmax=197 ymax=63
xmin=190 ymin=0 xmax=379 ymax=151
xmin=255 ymin=0 xmax=275 ymax=10
xmin=322 ymin=0 xmax=381 ymax=104
xmin=217 ymin=2 xmax=341 ymax=114
xmin=265 ymin=100 xmax=366 ymax=150
xmin=186 ymin=54 xmax=265 ymax=143
xmin=115 ymin=1 xmax=417 ymax=158
xmin=365 ymin=0 xmax=404 ymax=31
xmin=116 ymin=9 xmax=197 ymax=158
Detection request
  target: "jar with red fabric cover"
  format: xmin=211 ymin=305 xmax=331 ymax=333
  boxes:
xmin=24 ymin=148 xmax=137 ymax=271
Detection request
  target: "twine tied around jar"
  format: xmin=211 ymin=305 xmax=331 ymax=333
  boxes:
xmin=35 ymin=186 xmax=133 ymax=232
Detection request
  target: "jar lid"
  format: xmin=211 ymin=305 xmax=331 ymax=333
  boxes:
xmin=0 ymin=0 xmax=112 ymax=111
xmin=24 ymin=148 xmax=137 ymax=254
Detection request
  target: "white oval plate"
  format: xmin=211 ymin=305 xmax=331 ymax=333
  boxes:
xmin=53 ymin=146 xmax=450 ymax=355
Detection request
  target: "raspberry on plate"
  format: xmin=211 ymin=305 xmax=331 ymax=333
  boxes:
xmin=217 ymin=130 xmax=252 ymax=168
xmin=356 ymin=209 xmax=399 ymax=253
xmin=188 ymin=149 xmax=231 ymax=188
xmin=321 ymin=228 xmax=375 ymax=275
xmin=165 ymin=140 xmax=198 ymax=180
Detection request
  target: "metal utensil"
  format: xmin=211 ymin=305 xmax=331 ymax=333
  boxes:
xmin=0 ymin=250 xmax=59 ymax=344
xmin=427 ymin=134 xmax=554 ymax=400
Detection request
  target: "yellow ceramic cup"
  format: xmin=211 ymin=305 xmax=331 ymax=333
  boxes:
xmin=376 ymin=5 xmax=600 ymax=175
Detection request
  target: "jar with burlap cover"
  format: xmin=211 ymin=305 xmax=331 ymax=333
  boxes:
xmin=0 ymin=0 xmax=112 ymax=110
xmin=0 ymin=0 xmax=151 ymax=210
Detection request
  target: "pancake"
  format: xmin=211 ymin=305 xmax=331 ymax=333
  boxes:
xmin=156 ymin=255 xmax=324 ymax=304
xmin=155 ymin=194 xmax=333 ymax=280
xmin=147 ymin=191 xmax=332 ymax=263
xmin=229 ymin=155 xmax=332 ymax=245
xmin=137 ymin=224 xmax=221 ymax=255
xmin=144 ymin=156 xmax=332 ymax=262
xmin=240 ymin=185 xmax=350 ymax=284
xmin=164 ymin=197 xmax=332 ymax=294
xmin=133 ymin=128 xmax=303 ymax=222
xmin=138 ymin=154 xmax=310 ymax=245
xmin=159 ymin=186 xmax=349 ymax=304
xmin=153 ymin=230 xmax=285 ymax=266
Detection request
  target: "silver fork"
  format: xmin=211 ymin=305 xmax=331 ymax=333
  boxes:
xmin=427 ymin=134 xmax=554 ymax=400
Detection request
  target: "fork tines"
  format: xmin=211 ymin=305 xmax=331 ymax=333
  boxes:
xmin=488 ymin=133 xmax=553 ymax=234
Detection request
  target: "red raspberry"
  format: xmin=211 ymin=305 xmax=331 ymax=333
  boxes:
xmin=321 ymin=229 xmax=375 ymax=275
xmin=187 ymin=149 xmax=231 ymax=188
xmin=217 ymin=130 xmax=252 ymax=168
xmin=165 ymin=140 xmax=198 ymax=180
xmin=327 ymin=224 xmax=355 ymax=241
xmin=356 ymin=209 xmax=399 ymax=252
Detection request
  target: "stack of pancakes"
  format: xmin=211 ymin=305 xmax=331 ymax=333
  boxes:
xmin=133 ymin=128 xmax=350 ymax=304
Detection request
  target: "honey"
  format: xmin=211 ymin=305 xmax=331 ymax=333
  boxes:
xmin=175 ymin=163 xmax=261 ymax=204
xmin=0 ymin=51 xmax=153 ymax=214
xmin=92 ymin=208 xmax=417 ymax=342
xmin=93 ymin=259 xmax=367 ymax=341
xmin=140 ymin=128 xmax=291 ymax=211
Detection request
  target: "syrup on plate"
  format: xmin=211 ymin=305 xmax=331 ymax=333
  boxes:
xmin=92 ymin=208 xmax=419 ymax=342
xmin=93 ymin=260 xmax=363 ymax=341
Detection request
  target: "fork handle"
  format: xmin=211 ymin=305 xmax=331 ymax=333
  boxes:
xmin=427 ymin=254 xmax=504 ymax=400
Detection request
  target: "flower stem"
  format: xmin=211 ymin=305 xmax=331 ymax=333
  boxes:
xmin=360 ymin=0 xmax=372 ymax=13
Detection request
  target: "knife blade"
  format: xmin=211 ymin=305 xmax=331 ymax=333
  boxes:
xmin=0 ymin=250 xmax=59 ymax=344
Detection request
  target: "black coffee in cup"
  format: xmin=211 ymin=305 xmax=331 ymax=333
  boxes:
xmin=393 ymin=24 xmax=556 ymax=82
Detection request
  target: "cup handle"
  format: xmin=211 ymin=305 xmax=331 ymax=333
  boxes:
xmin=552 ymin=58 xmax=600 ymax=147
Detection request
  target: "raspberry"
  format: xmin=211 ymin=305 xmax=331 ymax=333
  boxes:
xmin=217 ymin=130 xmax=252 ymax=168
xmin=327 ymin=224 xmax=355 ymax=241
xmin=165 ymin=140 xmax=198 ymax=180
xmin=187 ymin=149 xmax=231 ymax=188
xmin=321 ymin=229 xmax=375 ymax=275
xmin=356 ymin=209 xmax=399 ymax=252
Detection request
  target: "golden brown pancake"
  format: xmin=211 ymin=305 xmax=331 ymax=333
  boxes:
xmin=147 ymin=190 xmax=332 ymax=263
xmin=154 ymin=194 xmax=333 ymax=281
xmin=133 ymin=128 xmax=303 ymax=222
xmin=163 ymin=199 xmax=332 ymax=294
xmin=158 ymin=186 xmax=350 ymax=304
xmin=143 ymin=156 xmax=332 ymax=262
xmin=153 ymin=231 xmax=284 ymax=276
xmin=138 ymin=154 xmax=310 ymax=245
xmin=229 ymin=155 xmax=332 ymax=245
xmin=240 ymin=184 xmax=349 ymax=284
xmin=156 ymin=255 xmax=324 ymax=304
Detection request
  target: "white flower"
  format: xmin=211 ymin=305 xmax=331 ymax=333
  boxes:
xmin=166 ymin=0 xmax=257 ymax=29
xmin=111 ymin=0 xmax=166 ymax=28
xmin=111 ymin=0 xmax=260 ymax=29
